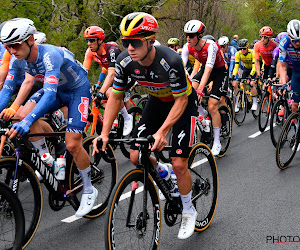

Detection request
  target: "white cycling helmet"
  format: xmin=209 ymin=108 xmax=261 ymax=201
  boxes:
xmin=184 ymin=20 xmax=206 ymax=34
xmin=153 ymin=40 xmax=161 ymax=46
xmin=1 ymin=18 xmax=36 ymax=45
xmin=34 ymin=31 xmax=47 ymax=44
xmin=287 ymin=19 xmax=300 ymax=40
xmin=218 ymin=36 xmax=229 ymax=46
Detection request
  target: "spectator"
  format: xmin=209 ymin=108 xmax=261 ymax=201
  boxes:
xmin=230 ymin=35 xmax=239 ymax=50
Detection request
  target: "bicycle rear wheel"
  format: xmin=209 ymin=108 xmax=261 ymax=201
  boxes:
xmin=276 ymin=112 xmax=300 ymax=170
xmin=0 ymin=182 xmax=25 ymax=250
xmin=0 ymin=157 xmax=43 ymax=249
xmin=188 ymin=143 xmax=218 ymax=231
xmin=270 ymin=99 xmax=289 ymax=148
xmin=234 ymin=89 xmax=247 ymax=126
xmin=218 ymin=104 xmax=232 ymax=157
xmin=69 ymin=135 xmax=118 ymax=218
xmin=258 ymin=92 xmax=271 ymax=132
xmin=105 ymin=168 xmax=160 ymax=250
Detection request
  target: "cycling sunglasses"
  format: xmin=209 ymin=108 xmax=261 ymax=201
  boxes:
xmin=291 ymin=38 xmax=300 ymax=43
xmin=259 ymin=35 xmax=271 ymax=39
xmin=185 ymin=33 xmax=197 ymax=39
xmin=85 ymin=38 xmax=97 ymax=43
xmin=122 ymin=35 xmax=154 ymax=48
xmin=5 ymin=43 xmax=22 ymax=50
xmin=168 ymin=44 xmax=175 ymax=48
xmin=240 ymin=47 xmax=248 ymax=50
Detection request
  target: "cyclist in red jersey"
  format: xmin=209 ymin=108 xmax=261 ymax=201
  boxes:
xmin=254 ymin=26 xmax=277 ymax=79
xmin=181 ymin=20 xmax=228 ymax=156
xmin=83 ymin=26 xmax=133 ymax=136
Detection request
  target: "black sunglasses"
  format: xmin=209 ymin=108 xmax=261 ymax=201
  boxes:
xmin=185 ymin=33 xmax=197 ymax=39
xmin=86 ymin=38 xmax=97 ymax=43
xmin=291 ymin=39 xmax=300 ymax=43
xmin=240 ymin=47 xmax=248 ymax=50
xmin=168 ymin=44 xmax=175 ymax=48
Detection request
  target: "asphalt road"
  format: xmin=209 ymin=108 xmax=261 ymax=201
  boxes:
xmin=25 ymin=113 xmax=300 ymax=250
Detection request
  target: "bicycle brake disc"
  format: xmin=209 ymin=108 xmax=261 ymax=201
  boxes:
xmin=164 ymin=200 xmax=179 ymax=227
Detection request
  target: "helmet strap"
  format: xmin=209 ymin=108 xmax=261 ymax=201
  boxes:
xmin=97 ymin=39 xmax=103 ymax=53
xmin=140 ymin=40 xmax=153 ymax=62
xmin=25 ymin=40 xmax=34 ymax=61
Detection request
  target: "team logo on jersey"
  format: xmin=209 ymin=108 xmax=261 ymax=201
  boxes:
xmin=120 ymin=56 xmax=132 ymax=68
xmin=160 ymin=58 xmax=170 ymax=71
xmin=78 ymin=97 xmax=89 ymax=122
xmin=5 ymin=73 xmax=14 ymax=81
xmin=34 ymin=74 xmax=44 ymax=82
xmin=169 ymin=69 xmax=179 ymax=81
xmin=45 ymin=75 xmax=59 ymax=84
xmin=134 ymin=69 xmax=140 ymax=74
xmin=43 ymin=53 xmax=54 ymax=71
xmin=176 ymin=149 xmax=182 ymax=155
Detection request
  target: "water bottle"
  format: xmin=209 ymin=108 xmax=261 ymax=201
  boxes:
xmin=170 ymin=171 xmax=180 ymax=197
xmin=198 ymin=115 xmax=207 ymax=130
xmin=204 ymin=117 xmax=211 ymax=132
xmin=41 ymin=153 xmax=59 ymax=174
xmin=56 ymin=155 xmax=66 ymax=180
xmin=52 ymin=109 xmax=65 ymax=126
xmin=158 ymin=168 xmax=175 ymax=193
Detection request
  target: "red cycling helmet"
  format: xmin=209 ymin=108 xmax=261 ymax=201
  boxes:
xmin=84 ymin=26 xmax=105 ymax=40
xmin=259 ymin=26 xmax=273 ymax=36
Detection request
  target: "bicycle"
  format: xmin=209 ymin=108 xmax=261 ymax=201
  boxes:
xmin=269 ymin=82 xmax=292 ymax=148
xmin=234 ymin=78 xmax=262 ymax=125
xmin=0 ymin=120 xmax=118 ymax=248
xmin=257 ymin=79 xmax=279 ymax=132
xmin=104 ymin=136 xmax=218 ymax=250
xmin=0 ymin=181 xmax=25 ymax=250
xmin=276 ymin=100 xmax=300 ymax=170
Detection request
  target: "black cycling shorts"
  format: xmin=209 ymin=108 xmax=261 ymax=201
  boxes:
xmin=130 ymin=89 xmax=198 ymax=158
xmin=192 ymin=66 xmax=228 ymax=101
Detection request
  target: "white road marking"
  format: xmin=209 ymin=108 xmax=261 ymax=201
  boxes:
xmin=248 ymin=124 xmax=275 ymax=138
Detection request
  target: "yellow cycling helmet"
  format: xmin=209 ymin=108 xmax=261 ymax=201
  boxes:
xmin=120 ymin=12 xmax=158 ymax=37
xmin=167 ymin=38 xmax=180 ymax=45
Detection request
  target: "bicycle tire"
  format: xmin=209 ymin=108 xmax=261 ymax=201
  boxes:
xmin=188 ymin=143 xmax=218 ymax=231
xmin=225 ymin=95 xmax=234 ymax=122
xmin=69 ymin=135 xmax=118 ymax=218
xmin=120 ymin=106 xmax=143 ymax=159
xmin=270 ymin=99 xmax=289 ymax=148
xmin=0 ymin=157 xmax=43 ymax=249
xmin=105 ymin=168 xmax=160 ymax=250
xmin=234 ymin=89 xmax=247 ymax=126
xmin=0 ymin=182 xmax=25 ymax=250
xmin=258 ymin=92 xmax=271 ymax=132
xmin=136 ymin=96 xmax=148 ymax=110
xmin=130 ymin=94 xmax=142 ymax=106
xmin=251 ymin=89 xmax=262 ymax=120
xmin=218 ymin=104 xmax=233 ymax=158
xmin=276 ymin=112 xmax=300 ymax=170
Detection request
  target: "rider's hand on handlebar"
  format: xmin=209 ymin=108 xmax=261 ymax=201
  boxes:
xmin=0 ymin=103 xmax=19 ymax=121
xmin=92 ymin=135 xmax=109 ymax=156
xmin=151 ymin=132 xmax=167 ymax=152
xmin=5 ymin=120 xmax=31 ymax=140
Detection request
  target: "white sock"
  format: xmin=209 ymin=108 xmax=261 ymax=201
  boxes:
xmin=198 ymin=105 xmax=207 ymax=117
xmin=120 ymin=106 xmax=130 ymax=121
xmin=31 ymin=138 xmax=49 ymax=157
xmin=79 ymin=166 xmax=93 ymax=194
xmin=252 ymin=97 xmax=257 ymax=105
xmin=213 ymin=126 xmax=221 ymax=145
xmin=180 ymin=190 xmax=194 ymax=214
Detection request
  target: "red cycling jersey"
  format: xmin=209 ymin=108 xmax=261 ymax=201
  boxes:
xmin=254 ymin=40 xmax=277 ymax=66
xmin=182 ymin=40 xmax=225 ymax=69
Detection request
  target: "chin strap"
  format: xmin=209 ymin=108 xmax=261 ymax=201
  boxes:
xmin=140 ymin=41 xmax=153 ymax=61
xmin=25 ymin=40 xmax=34 ymax=60
xmin=97 ymin=39 xmax=103 ymax=52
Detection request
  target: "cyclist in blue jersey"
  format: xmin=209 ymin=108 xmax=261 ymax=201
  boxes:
xmin=0 ymin=18 xmax=97 ymax=217
xmin=218 ymin=36 xmax=237 ymax=78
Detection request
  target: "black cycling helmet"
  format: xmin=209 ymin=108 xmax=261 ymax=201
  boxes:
xmin=202 ymin=35 xmax=215 ymax=42
xmin=238 ymin=38 xmax=249 ymax=48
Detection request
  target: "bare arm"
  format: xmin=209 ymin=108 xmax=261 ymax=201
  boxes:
xmin=255 ymin=59 xmax=261 ymax=77
xmin=99 ymin=68 xmax=115 ymax=94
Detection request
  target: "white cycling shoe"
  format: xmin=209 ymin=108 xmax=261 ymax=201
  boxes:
xmin=251 ymin=102 xmax=258 ymax=111
xmin=123 ymin=115 xmax=133 ymax=136
xmin=211 ymin=143 xmax=222 ymax=156
xmin=178 ymin=206 xmax=197 ymax=240
xmin=75 ymin=186 xmax=98 ymax=217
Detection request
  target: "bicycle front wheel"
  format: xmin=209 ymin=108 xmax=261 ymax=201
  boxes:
xmin=69 ymin=135 xmax=118 ymax=218
xmin=276 ymin=112 xmax=300 ymax=170
xmin=105 ymin=169 xmax=160 ymax=250
xmin=234 ymin=89 xmax=247 ymax=126
xmin=258 ymin=92 xmax=271 ymax=132
xmin=188 ymin=143 xmax=218 ymax=231
xmin=0 ymin=182 xmax=25 ymax=250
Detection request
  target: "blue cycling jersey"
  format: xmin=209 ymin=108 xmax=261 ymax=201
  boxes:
xmin=4 ymin=44 xmax=91 ymax=132
xmin=279 ymin=35 xmax=300 ymax=70
xmin=223 ymin=46 xmax=237 ymax=77
xmin=0 ymin=44 xmax=6 ymax=66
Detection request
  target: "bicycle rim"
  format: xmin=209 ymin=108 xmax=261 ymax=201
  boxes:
xmin=69 ymin=136 xmax=118 ymax=218
xmin=234 ymin=90 xmax=247 ymax=125
xmin=276 ymin=112 xmax=300 ymax=169
xmin=105 ymin=169 xmax=160 ymax=250
xmin=0 ymin=157 xmax=43 ymax=249
xmin=188 ymin=143 xmax=218 ymax=231
xmin=258 ymin=93 xmax=270 ymax=132
xmin=218 ymin=105 xmax=232 ymax=157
